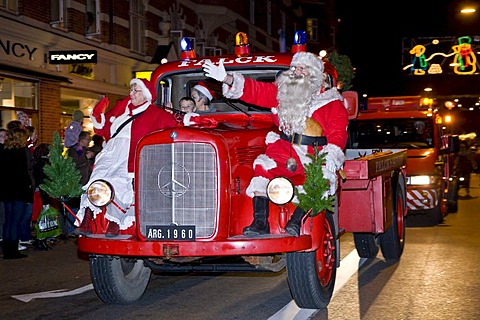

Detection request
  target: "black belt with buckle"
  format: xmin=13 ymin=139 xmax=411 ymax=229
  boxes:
xmin=280 ymin=132 xmax=327 ymax=146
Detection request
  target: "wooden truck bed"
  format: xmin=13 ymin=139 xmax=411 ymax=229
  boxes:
xmin=339 ymin=149 xmax=407 ymax=234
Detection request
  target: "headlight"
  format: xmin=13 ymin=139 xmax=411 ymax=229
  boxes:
xmin=267 ymin=177 xmax=294 ymax=205
xmin=87 ymin=180 xmax=114 ymax=207
xmin=408 ymin=175 xmax=433 ymax=185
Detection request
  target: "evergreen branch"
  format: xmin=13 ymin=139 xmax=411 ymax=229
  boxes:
xmin=39 ymin=131 xmax=84 ymax=202
xmin=294 ymin=147 xmax=335 ymax=216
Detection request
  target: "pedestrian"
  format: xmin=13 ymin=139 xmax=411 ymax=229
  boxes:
xmin=0 ymin=126 xmax=33 ymax=258
xmin=455 ymin=141 xmax=477 ymax=197
xmin=74 ymin=78 xmax=179 ymax=237
xmin=203 ymin=52 xmax=349 ymax=236
xmin=18 ymin=125 xmax=36 ymax=247
xmin=64 ymin=110 xmax=84 ymax=148
xmin=88 ymin=134 xmax=104 ymax=166
xmin=64 ymin=131 xmax=94 ymax=237
xmin=0 ymin=128 xmax=7 ymax=243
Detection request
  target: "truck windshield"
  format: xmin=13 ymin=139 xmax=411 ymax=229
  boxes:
xmin=348 ymin=118 xmax=435 ymax=149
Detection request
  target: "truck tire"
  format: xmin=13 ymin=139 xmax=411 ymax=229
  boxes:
xmin=286 ymin=212 xmax=336 ymax=309
xmin=353 ymin=233 xmax=378 ymax=258
xmin=90 ymin=255 xmax=152 ymax=304
xmin=380 ymin=174 xmax=406 ymax=261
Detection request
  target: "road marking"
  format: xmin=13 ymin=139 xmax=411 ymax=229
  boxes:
xmin=12 ymin=284 xmax=94 ymax=302
xmin=269 ymin=250 xmax=367 ymax=320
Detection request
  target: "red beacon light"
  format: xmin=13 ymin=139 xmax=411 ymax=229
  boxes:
xmin=180 ymin=37 xmax=196 ymax=60
xmin=291 ymin=30 xmax=307 ymax=53
xmin=235 ymin=32 xmax=250 ymax=56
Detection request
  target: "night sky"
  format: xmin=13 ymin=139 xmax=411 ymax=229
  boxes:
xmin=335 ymin=0 xmax=479 ymax=97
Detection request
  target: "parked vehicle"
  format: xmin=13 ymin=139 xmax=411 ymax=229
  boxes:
xmin=347 ymin=96 xmax=459 ymax=224
xmin=77 ymin=32 xmax=408 ymax=309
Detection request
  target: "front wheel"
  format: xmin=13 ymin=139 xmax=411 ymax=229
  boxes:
xmin=90 ymin=255 xmax=152 ymax=304
xmin=286 ymin=212 xmax=336 ymax=309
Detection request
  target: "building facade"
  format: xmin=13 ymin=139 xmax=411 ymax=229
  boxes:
xmin=0 ymin=0 xmax=335 ymax=144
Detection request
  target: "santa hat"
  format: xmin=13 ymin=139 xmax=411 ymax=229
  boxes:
xmin=193 ymin=81 xmax=214 ymax=101
xmin=291 ymin=52 xmax=324 ymax=74
xmin=130 ymin=78 xmax=157 ymax=103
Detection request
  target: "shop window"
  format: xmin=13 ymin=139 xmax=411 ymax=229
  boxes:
xmin=86 ymin=0 xmax=100 ymax=37
xmin=0 ymin=77 xmax=37 ymax=128
xmin=0 ymin=0 xmax=18 ymax=13
xmin=50 ymin=0 xmax=67 ymax=28
xmin=130 ymin=0 xmax=145 ymax=54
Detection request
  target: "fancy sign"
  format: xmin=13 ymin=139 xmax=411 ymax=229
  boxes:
xmin=49 ymin=50 xmax=97 ymax=64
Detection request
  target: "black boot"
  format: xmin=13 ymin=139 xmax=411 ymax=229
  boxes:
xmin=285 ymin=207 xmax=307 ymax=237
xmin=243 ymin=196 xmax=270 ymax=236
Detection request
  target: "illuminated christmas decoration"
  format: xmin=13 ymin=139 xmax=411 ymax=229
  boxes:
xmin=410 ymin=45 xmax=427 ymax=75
xmin=452 ymin=36 xmax=477 ymax=75
xmin=403 ymin=36 xmax=479 ymax=75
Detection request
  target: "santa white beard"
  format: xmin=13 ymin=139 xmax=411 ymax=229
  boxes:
xmin=276 ymin=72 xmax=319 ymax=136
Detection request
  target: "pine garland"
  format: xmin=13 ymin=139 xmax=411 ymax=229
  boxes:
xmin=294 ymin=147 xmax=335 ymax=217
xmin=40 ymin=131 xmax=84 ymax=202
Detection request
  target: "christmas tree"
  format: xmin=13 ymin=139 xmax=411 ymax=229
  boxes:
xmin=294 ymin=147 xmax=335 ymax=217
xmin=40 ymin=131 xmax=84 ymax=202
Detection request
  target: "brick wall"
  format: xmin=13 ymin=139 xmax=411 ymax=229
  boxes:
xmin=38 ymin=81 xmax=61 ymax=145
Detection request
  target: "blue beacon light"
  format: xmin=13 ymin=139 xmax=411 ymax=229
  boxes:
xmin=291 ymin=30 xmax=307 ymax=53
xmin=180 ymin=37 xmax=196 ymax=60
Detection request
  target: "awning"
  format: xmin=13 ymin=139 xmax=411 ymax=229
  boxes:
xmin=0 ymin=63 xmax=72 ymax=83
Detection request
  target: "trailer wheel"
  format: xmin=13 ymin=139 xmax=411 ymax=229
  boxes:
xmin=353 ymin=233 xmax=378 ymax=258
xmin=90 ymin=255 xmax=152 ymax=304
xmin=286 ymin=213 xmax=336 ymax=309
xmin=380 ymin=175 xmax=406 ymax=261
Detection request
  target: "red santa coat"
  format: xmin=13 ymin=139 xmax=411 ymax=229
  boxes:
xmin=223 ymin=76 xmax=348 ymax=195
xmin=92 ymin=97 xmax=178 ymax=172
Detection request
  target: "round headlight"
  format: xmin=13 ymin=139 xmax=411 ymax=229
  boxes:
xmin=267 ymin=177 xmax=294 ymax=205
xmin=87 ymin=180 xmax=114 ymax=207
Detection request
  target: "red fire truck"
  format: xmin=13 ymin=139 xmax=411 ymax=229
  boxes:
xmin=77 ymin=32 xmax=408 ymax=309
xmin=347 ymin=96 xmax=459 ymax=225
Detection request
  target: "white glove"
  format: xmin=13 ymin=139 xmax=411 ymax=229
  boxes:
xmin=203 ymin=60 xmax=227 ymax=82
xmin=183 ymin=112 xmax=200 ymax=126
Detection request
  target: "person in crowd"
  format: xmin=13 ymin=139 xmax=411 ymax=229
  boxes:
xmin=88 ymin=134 xmax=104 ymax=166
xmin=74 ymin=78 xmax=179 ymax=237
xmin=190 ymin=82 xmax=216 ymax=112
xmin=18 ymin=125 xmax=36 ymax=247
xmin=64 ymin=131 xmax=94 ymax=237
xmin=16 ymin=111 xmax=30 ymax=127
xmin=64 ymin=110 xmax=84 ymax=148
xmin=0 ymin=128 xmax=7 ymax=243
xmin=32 ymin=143 xmax=51 ymax=210
xmin=203 ymin=52 xmax=349 ymax=236
xmin=0 ymin=126 xmax=33 ymax=258
xmin=32 ymin=143 xmax=53 ymax=249
xmin=455 ymin=141 xmax=478 ymax=197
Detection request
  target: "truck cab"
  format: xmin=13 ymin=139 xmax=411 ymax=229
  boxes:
xmin=347 ymin=96 xmax=459 ymax=224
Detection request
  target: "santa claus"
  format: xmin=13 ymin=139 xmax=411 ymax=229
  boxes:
xmin=74 ymin=78 xmax=178 ymax=237
xmin=203 ymin=52 xmax=349 ymax=236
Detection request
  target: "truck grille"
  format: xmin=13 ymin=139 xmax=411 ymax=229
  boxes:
xmin=137 ymin=143 xmax=217 ymax=238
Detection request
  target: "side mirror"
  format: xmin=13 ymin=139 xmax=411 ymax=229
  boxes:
xmin=342 ymin=91 xmax=358 ymax=120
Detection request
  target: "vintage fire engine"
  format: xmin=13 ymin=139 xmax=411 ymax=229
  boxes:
xmin=77 ymin=32 xmax=408 ymax=309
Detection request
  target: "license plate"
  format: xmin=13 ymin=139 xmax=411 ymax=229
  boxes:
xmin=146 ymin=225 xmax=195 ymax=240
